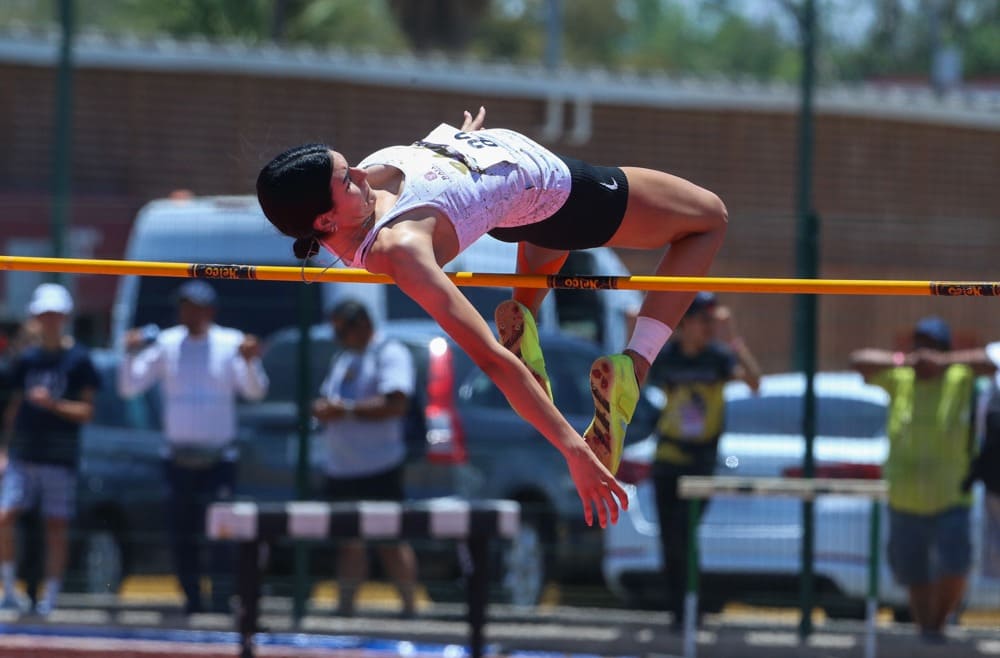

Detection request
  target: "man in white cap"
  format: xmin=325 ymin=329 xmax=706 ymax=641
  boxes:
xmin=118 ymin=280 xmax=268 ymax=616
xmin=0 ymin=283 xmax=100 ymax=615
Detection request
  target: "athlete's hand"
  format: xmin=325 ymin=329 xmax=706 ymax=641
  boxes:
xmin=461 ymin=106 xmax=486 ymax=131
xmin=566 ymin=444 xmax=629 ymax=528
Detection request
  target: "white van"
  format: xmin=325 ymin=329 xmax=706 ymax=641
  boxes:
xmin=112 ymin=195 xmax=643 ymax=352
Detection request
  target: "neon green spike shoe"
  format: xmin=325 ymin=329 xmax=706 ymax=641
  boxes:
xmin=495 ymin=300 xmax=553 ymax=402
xmin=584 ymin=354 xmax=639 ymax=475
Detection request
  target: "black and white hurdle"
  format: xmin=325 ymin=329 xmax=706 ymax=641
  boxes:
xmin=207 ymin=499 xmax=520 ymax=658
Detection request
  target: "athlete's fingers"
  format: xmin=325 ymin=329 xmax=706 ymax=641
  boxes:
xmin=610 ymin=478 xmax=629 ymax=511
xmin=581 ymin=497 xmax=594 ymax=527
xmin=606 ymin=487 xmax=621 ymax=526
xmin=462 ymin=106 xmax=486 ymax=131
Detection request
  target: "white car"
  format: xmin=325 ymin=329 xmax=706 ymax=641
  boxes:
xmin=603 ymin=371 xmax=1000 ymax=617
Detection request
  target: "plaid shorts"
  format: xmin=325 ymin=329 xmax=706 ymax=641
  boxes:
xmin=0 ymin=459 xmax=77 ymax=520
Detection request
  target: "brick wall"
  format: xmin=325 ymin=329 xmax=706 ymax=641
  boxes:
xmin=2 ymin=61 xmax=998 ymax=369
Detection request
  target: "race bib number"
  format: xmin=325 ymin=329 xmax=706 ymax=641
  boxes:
xmin=417 ymin=123 xmax=516 ymax=171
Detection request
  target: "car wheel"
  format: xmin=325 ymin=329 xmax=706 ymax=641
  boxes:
xmin=83 ymin=530 xmax=125 ymax=594
xmin=500 ymin=518 xmax=547 ymax=606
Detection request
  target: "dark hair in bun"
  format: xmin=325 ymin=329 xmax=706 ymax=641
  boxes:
xmin=256 ymin=143 xmax=333 ymax=258
xmin=292 ymin=237 xmax=321 ymax=260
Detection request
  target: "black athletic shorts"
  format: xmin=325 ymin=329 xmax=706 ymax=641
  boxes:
xmin=488 ymin=154 xmax=629 ymax=250
xmin=323 ymin=463 xmax=405 ymax=502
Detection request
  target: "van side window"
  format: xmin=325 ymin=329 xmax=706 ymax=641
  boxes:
xmin=133 ymin=277 xmax=324 ymax=343
xmin=554 ymin=252 xmax=604 ymax=346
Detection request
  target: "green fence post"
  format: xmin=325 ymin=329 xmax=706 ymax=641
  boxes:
xmin=684 ymin=497 xmax=701 ymax=658
xmin=50 ymin=0 xmax=75 ymax=284
xmin=292 ymin=282 xmax=314 ymax=623
xmin=865 ymin=500 xmax=881 ymax=658
xmin=793 ymin=0 xmax=819 ymax=638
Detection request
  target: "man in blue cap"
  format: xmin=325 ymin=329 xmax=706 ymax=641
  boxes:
xmin=118 ymin=280 xmax=269 ymax=616
xmin=852 ymin=316 xmax=995 ymax=642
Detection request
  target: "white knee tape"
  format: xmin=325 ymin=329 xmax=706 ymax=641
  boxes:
xmin=626 ymin=317 xmax=673 ymax=364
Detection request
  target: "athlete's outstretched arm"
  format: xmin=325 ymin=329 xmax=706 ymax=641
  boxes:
xmin=366 ymin=227 xmax=627 ymax=528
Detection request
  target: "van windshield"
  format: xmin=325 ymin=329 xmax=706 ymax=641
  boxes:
xmin=133 ymin=277 xmax=324 ymax=339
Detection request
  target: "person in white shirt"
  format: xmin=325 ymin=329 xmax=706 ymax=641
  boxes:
xmin=117 ymin=280 xmax=268 ymax=615
xmin=313 ymin=299 xmax=418 ymax=617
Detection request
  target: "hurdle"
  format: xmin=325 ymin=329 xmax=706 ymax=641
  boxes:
xmin=677 ymin=476 xmax=887 ymax=658
xmin=2 ymin=255 xmax=1000 ymax=295
xmin=206 ymin=499 xmax=519 ymax=658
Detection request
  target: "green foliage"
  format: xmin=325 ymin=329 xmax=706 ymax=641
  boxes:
xmin=0 ymin=0 xmax=997 ymax=84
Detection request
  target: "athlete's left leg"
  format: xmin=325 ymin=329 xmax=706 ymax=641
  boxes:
xmin=607 ymin=167 xmax=729 ymax=386
xmin=583 ymin=167 xmax=727 ymax=474
xmin=495 ymin=244 xmax=566 ymax=401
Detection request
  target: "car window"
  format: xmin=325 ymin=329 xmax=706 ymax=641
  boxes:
xmin=544 ymin=347 xmax=597 ymax=416
xmin=458 ymin=341 xmax=596 ymax=417
xmin=261 ymin=334 xmax=338 ymax=403
xmin=92 ymin=366 xmax=161 ymax=431
xmin=385 ymin=285 xmax=511 ymax=323
xmin=726 ymin=395 xmax=887 ymax=438
xmin=553 ymin=252 xmax=605 ymax=346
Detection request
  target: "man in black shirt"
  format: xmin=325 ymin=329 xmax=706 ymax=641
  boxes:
xmin=646 ymin=292 xmax=760 ymax=629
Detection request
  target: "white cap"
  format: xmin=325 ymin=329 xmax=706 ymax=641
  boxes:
xmin=27 ymin=283 xmax=74 ymax=316
xmin=987 ymin=341 xmax=1000 ymax=368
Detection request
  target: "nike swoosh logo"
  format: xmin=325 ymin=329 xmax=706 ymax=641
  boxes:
xmin=599 ymin=179 xmax=618 ymax=191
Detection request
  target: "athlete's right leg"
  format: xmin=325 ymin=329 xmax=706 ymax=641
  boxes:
xmin=585 ymin=168 xmax=727 ymax=474
xmin=608 ymin=167 xmax=729 ymax=386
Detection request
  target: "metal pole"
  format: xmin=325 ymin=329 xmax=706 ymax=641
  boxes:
xmin=793 ymin=0 xmax=819 ymax=639
xmin=292 ymin=282 xmax=314 ymax=622
xmin=544 ymin=0 xmax=562 ymax=70
xmin=865 ymin=501 xmax=882 ymax=658
xmin=466 ymin=535 xmax=490 ymax=658
xmin=50 ymin=0 xmax=75 ymax=283
xmin=683 ymin=498 xmax=701 ymax=658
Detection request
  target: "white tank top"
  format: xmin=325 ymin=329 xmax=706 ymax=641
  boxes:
xmin=344 ymin=125 xmax=571 ymax=268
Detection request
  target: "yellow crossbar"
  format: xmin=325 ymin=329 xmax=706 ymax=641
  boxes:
xmin=1 ymin=255 xmax=998 ymax=297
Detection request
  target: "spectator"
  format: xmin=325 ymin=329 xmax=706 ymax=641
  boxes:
xmin=964 ymin=341 xmax=1000 ymax=581
xmin=313 ymin=299 xmax=418 ymax=618
xmin=118 ymin=281 xmax=268 ymax=616
xmin=646 ymin=292 xmax=761 ymax=630
xmin=851 ymin=316 xmax=995 ymax=641
xmin=0 ymin=283 xmax=100 ymax=615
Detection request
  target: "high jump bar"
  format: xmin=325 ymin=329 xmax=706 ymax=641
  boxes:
xmin=1 ymin=255 xmax=998 ymax=297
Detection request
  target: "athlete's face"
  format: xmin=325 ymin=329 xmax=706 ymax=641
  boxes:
xmin=314 ymin=150 xmax=375 ymax=234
